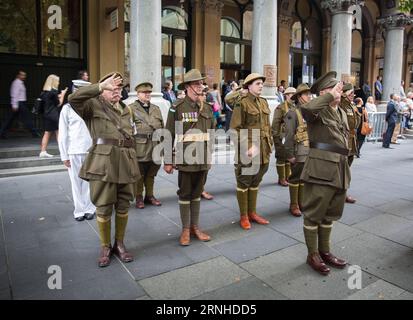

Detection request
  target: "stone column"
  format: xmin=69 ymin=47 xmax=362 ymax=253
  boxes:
xmin=378 ymin=13 xmax=412 ymax=101
xmin=321 ymin=0 xmax=364 ymax=80
xmin=278 ymin=15 xmax=293 ymax=86
xmin=126 ymin=0 xmax=170 ymax=121
xmin=251 ymin=0 xmax=278 ymax=118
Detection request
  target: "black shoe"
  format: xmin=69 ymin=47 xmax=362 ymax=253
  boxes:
xmin=75 ymin=216 xmax=85 ymax=222
xmin=84 ymin=213 xmax=95 ymax=220
xmin=382 ymin=146 xmax=394 ymax=149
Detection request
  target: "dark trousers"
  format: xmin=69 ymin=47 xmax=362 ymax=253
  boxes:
xmin=383 ymin=122 xmax=395 ymax=148
xmin=177 ymin=171 xmax=208 ymax=201
xmin=0 ymin=102 xmax=36 ymax=136
xmin=225 ymin=110 xmax=233 ymax=132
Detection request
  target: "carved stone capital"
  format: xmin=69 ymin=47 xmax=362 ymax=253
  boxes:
xmin=191 ymin=0 xmax=224 ymax=14
xmin=321 ymin=0 xmax=364 ymax=14
xmin=278 ymin=14 xmax=294 ymax=28
xmin=377 ymin=13 xmax=413 ymax=30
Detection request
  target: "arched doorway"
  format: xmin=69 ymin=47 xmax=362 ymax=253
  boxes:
xmin=289 ymin=0 xmax=322 ymax=87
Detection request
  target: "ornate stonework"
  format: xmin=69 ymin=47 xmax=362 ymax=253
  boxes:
xmin=321 ymin=0 xmax=364 ymax=13
xmin=278 ymin=14 xmax=294 ymax=28
xmin=377 ymin=13 xmax=413 ymax=30
xmin=191 ymin=0 xmax=224 ymax=14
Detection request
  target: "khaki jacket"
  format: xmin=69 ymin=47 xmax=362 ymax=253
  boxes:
xmin=129 ymin=101 xmax=164 ymax=162
xmin=165 ymin=96 xmax=216 ymax=172
xmin=230 ymin=93 xmax=273 ymax=164
xmin=300 ymin=93 xmax=351 ymax=190
xmin=339 ymin=97 xmax=362 ymax=156
xmin=68 ymin=84 xmax=140 ymax=184
xmin=284 ymin=104 xmax=309 ymax=163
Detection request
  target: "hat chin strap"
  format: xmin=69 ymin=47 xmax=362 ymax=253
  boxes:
xmin=188 ymin=85 xmax=204 ymax=97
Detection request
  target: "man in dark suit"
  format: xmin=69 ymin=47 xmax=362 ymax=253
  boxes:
xmin=383 ymin=94 xmax=400 ymax=148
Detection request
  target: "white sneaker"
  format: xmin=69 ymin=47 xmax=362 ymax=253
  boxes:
xmin=39 ymin=151 xmax=54 ymax=158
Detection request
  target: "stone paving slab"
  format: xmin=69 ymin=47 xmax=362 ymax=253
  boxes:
xmin=345 ymin=279 xmax=407 ymax=300
xmin=139 ymin=257 xmax=250 ymax=300
xmin=192 ymin=276 xmax=287 ymax=300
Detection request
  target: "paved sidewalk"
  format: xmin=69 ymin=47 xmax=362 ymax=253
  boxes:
xmin=0 ymin=140 xmax=413 ymax=300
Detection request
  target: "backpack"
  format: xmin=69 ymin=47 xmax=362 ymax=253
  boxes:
xmin=32 ymin=93 xmax=45 ymax=115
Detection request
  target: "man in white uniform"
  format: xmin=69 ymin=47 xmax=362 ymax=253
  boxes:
xmin=58 ymin=80 xmax=96 ymax=222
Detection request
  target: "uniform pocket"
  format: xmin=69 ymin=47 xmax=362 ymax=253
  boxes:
xmin=93 ymin=114 xmax=117 ymax=135
xmin=245 ymin=106 xmax=260 ymax=126
xmin=127 ymin=149 xmax=140 ymax=178
xmin=86 ymin=144 xmax=113 ymax=175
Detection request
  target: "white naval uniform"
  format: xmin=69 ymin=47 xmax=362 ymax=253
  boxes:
xmin=58 ymin=103 xmax=95 ymax=218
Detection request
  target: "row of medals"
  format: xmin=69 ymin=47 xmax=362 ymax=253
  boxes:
xmin=182 ymin=112 xmax=199 ymax=123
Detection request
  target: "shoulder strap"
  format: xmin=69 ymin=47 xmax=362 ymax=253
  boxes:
xmin=101 ymin=102 xmax=132 ymax=140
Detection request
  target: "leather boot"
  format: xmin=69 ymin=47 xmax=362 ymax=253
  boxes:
xmin=98 ymin=246 xmax=112 ymax=268
xmin=240 ymin=215 xmax=251 ymax=230
xmin=345 ymin=196 xmax=356 ymax=204
xmin=113 ymin=240 xmax=134 ymax=263
xmin=135 ymin=195 xmax=145 ymax=209
xmin=319 ymin=252 xmax=347 ymax=269
xmin=306 ymin=253 xmax=330 ymax=276
xmin=144 ymin=196 xmax=162 ymax=206
xmin=179 ymin=228 xmax=191 ymax=246
xmin=190 ymin=225 xmax=211 ymax=242
xmin=248 ymin=212 xmax=270 ymax=225
xmin=289 ymin=204 xmax=302 ymax=217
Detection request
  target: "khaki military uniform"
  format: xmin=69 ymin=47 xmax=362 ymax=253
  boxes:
xmin=284 ymin=103 xmax=309 ymax=209
xmin=272 ymin=101 xmax=293 ymax=183
xmin=339 ymin=96 xmax=361 ymax=167
xmin=68 ymin=83 xmax=140 ymax=249
xmin=165 ymin=96 xmax=216 ymax=229
xmin=129 ymin=101 xmax=164 ymax=198
xmin=230 ymin=93 xmax=273 ymax=216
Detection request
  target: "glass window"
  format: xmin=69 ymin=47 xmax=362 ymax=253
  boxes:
xmin=162 ymin=34 xmax=172 ymax=56
xmin=41 ymin=0 xmax=82 ymax=58
xmin=352 ymin=31 xmax=362 ymax=60
xmin=224 ymin=43 xmax=240 ymax=64
xmin=162 ymin=7 xmax=187 ymax=30
xmin=221 ymin=18 xmax=240 ymax=38
xmin=0 ymin=0 xmax=37 ymax=55
xmin=351 ymin=62 xmax=361 ymax=87
xmin=291 ymin=21 xmax=302 ymax=49
xmin=304 ymin=19 xmax=321 ymax=51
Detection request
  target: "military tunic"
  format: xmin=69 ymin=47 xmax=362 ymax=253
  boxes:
xmin=339 ymin=96 xmax=361 ymax=166
xmin=284 ymin=103 xmax=309 ymax=185
xmin=300 ymin=93 xmax=351 ymax=224
xmin=129 ymin=101 xmax=164 ymax=197
xmin=272 ymin=101 xmax=293 ymax=161
xmin=68 ymin=83 xmax=140 ymax=216
xmin=230 ymin=93 xmax=273 ymax=189
xmin=165 ymin=96 xmax=216 ymax=201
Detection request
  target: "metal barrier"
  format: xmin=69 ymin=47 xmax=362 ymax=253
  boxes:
xmin=366 ymin=112 xmax=386 ymax=143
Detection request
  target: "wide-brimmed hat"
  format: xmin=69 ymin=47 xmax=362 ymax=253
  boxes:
xmin=99 ymin=72 xmax=124 ymax=87
xmin=177 ymin=69 xmax=206 ymax=90
xmin=310 ymin=71 xmax=339 ymax=95
xmin=135 ymin=82 xmax=153 ymax=93
xmin=291 ymin=83 xmax=311 ymax=100
xmin=243 ymin=73 xmax=266 ymax=88
xmin=284 ymin=87 xmax=296 ymax=95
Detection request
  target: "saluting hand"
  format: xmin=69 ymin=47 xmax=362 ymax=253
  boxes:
xmin=330 ymin=82 xmax=343 ymax=105
xmin=101 ymin=74 xmax=122 ymax=91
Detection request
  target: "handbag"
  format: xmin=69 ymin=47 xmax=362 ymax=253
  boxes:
xmin=32 ymin=92 xmax=45 ymax=115
xmin=361 ymin=111 xmax=373 ymax=135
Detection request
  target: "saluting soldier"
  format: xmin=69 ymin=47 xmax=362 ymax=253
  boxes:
xmin=164 ymin=69 xmax=215 ymax=246
xmin=271 ymin=87 xmax=296 ymax=187
xmin=284 ymin=84 xmax=312 ymax=217
xmin=230 ymin=73 xmax=273 ymax=230
xmin=339 ymin=83 xmax=361 ymax=204
xmin=129 ymin=82 xmax=164 ymax=209
xmin=68 ymin=72 xmax=140 ymax=268
xmin=300 ymin=71 xmax=349 ymax=276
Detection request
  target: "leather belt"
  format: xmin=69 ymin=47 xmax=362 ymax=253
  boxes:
xmin=310 ymin=142 xmax=349 ymax=156
xmin=135 ymin=133 xmax=153 ymax=139
xmin=94 ymin=138 xmax=136 ymax=148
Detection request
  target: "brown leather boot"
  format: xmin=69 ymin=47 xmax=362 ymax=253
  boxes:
xmin=345 ymin=196 xmax=356 ymax=204
xmin=135 ymin=196 xmax=145 ymax=209
xmin=190 ymin=225 xmax=211 ymax=242
xmin=113 ymin=241 xmax=134 ymax=263
xmin=306 ymin=253 xmax=330 ymax=276
xmin=98 ymin=246 xmax=112 ymax=268
xmin=179 ymin=228 xmax=191 ymax=246
xmin=240 ymin=215 xmax=251 ymax=230
xmin=289 ymin=204 xmax=302 ymax=217
xmin=144 ymin=196 xmax=162 ymax=206
xmin=248 ymin=212 xmax=270 ymax=225
xmin=319 ymin=252 xmax=347 ymax=269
